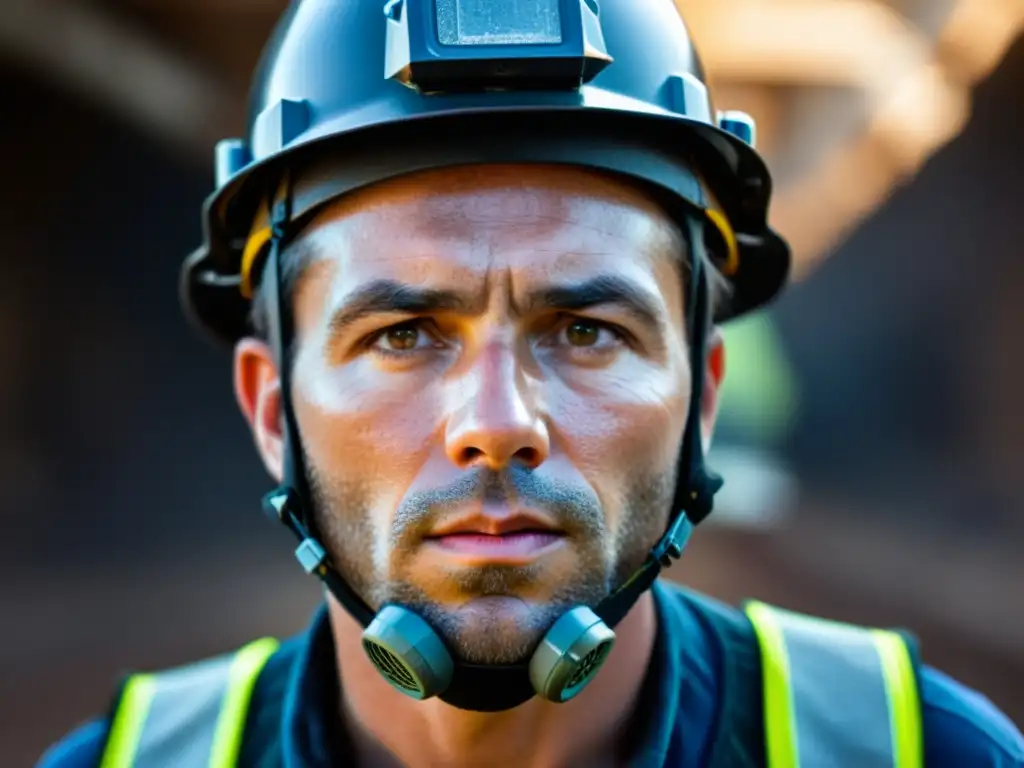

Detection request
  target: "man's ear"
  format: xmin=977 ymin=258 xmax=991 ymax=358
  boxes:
xmin=700 ymin=328 xmax=726 ymax=454
xmin=234 ymin=337 xmax=284 ymax=482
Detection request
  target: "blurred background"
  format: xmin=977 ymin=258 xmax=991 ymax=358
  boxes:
xmin=2 ymin=0 xmax=1023 ymax=764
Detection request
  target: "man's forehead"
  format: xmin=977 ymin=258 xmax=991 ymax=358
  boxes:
xmin=296 ymin=167 xmax=683 ymax=279
xmin=298 ymin=163 xmax=676 ymax=238
xmin=297 ymin=223 xmax=680 ymax=319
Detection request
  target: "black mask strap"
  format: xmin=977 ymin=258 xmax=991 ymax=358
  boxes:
xmin=259 ymin=178 xmax=377 ymax=628
xmin=592 ymin=215 xmax=722 ymax=628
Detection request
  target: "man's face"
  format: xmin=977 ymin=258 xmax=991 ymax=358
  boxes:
xmin=236 ymin=164 xmax=724 ymax=665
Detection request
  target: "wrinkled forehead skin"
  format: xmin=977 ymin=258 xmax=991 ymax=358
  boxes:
xmin=286 ymin=163 xmax=691 ymax=354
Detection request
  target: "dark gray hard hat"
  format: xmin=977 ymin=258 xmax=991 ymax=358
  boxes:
xmin=181 ymin=0 xmax=790 ymax=346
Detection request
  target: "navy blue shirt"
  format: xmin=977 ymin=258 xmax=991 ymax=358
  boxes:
xmin=38 ymin=581 xmax=1024 ymax=767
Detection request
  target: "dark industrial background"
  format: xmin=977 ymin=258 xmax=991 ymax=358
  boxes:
xmin=2 ymin=2 xmax=1022 ymax=765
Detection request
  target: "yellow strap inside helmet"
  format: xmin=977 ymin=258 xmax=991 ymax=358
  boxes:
xmin=238 ymin=174 xmax=740 ymax=299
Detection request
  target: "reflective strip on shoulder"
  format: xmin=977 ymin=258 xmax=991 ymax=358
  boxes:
xmin=744 ymin=601 xmax=923 ymax=768
xmin=99 ymin=637 xmax=279 ymax=768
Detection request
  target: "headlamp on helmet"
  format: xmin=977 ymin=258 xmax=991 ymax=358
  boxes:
xmin=385 ymin=0 xmax=611 ymax=92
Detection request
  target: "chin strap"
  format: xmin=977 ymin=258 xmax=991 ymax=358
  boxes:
xmin=259 ymin=183 xmax=377 ymax=628
xmin=257 ymin=179 xmax=721 ymax=709
xmin=592 ymin=214 xmax=722 ymax=629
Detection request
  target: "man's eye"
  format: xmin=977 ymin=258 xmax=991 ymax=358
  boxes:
xmin=559 ymin=319 xmax=623 ymax=349
xmin=369 ymin=321 xmax=440 ymax=355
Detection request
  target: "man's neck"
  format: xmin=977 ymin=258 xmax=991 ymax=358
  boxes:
xmin=327 ymin=593 xmax=659 ymax=768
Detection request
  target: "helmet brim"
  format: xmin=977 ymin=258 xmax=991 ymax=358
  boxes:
xmin=184 ymin=99 xmax=789 ymax=348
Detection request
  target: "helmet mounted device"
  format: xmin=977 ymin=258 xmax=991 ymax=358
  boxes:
xmin=383 ymin=0 xmax=613 ymax=92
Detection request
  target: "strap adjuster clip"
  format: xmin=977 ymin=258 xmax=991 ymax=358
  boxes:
xmin=653 ymin=513 xmax=694 ymax=567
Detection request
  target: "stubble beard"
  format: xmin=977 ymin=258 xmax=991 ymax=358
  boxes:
xmin=306 ymin=462 xmax=675 ymax=665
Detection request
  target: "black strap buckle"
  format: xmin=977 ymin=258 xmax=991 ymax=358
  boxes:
xmin=652 ymin=512 xmax=694 ymax=567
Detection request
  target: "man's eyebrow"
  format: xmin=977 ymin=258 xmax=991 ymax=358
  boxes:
xmin=326 ymin=274 xmax=666 ymax=339
xmin=327 ymin=279 xmax=478 ymax=337
xmin=520 ymin=275 xmax=666 ymax=330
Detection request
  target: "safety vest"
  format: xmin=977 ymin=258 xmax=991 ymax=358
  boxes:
xmin=97 ymin=601 xmax=923 ymax=768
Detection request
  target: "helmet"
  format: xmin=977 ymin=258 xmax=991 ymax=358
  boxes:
xmin=179 ymin=0 xmax=791 ymax=713
xmin=182 ymin=0 xmax=789 ymax=346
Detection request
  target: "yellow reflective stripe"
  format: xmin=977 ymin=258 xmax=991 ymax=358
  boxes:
xmin=745 ymin=600 xmax=800 ymax=768
xmin=207 ymin=637 xmax=280 ymax=768
xmin=99 ymin=674 xmax=158 ymax=768
xmin=871 ymin=630 xmax=924 ymax=768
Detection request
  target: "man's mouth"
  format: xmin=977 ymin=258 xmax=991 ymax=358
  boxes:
xmin=423 ymin=512 xmax=566 ymax=561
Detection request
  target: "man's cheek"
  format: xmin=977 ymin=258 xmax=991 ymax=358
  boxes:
xmin=553 ymin=365 xmax=683 ymax=437
xmin=555 ymin=400 xmax=681 ymax=498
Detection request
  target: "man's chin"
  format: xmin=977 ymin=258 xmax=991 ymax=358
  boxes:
xmin=370 ymin=567 xmax=612 ymax=663
xmin=424 ymin=595 xmax=566 ymax=666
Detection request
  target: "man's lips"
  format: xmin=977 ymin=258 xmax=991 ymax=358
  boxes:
xmin=429 ymin=531 xmax=564 ymax=557
xmin=426 ymin=512 xmax=563 ymax=538
xmin=423 ymin=513 xmax=566 ymax=561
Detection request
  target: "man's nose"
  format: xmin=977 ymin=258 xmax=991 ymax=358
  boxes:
xmin=444 ymin=342 xmax=550 ymax=471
